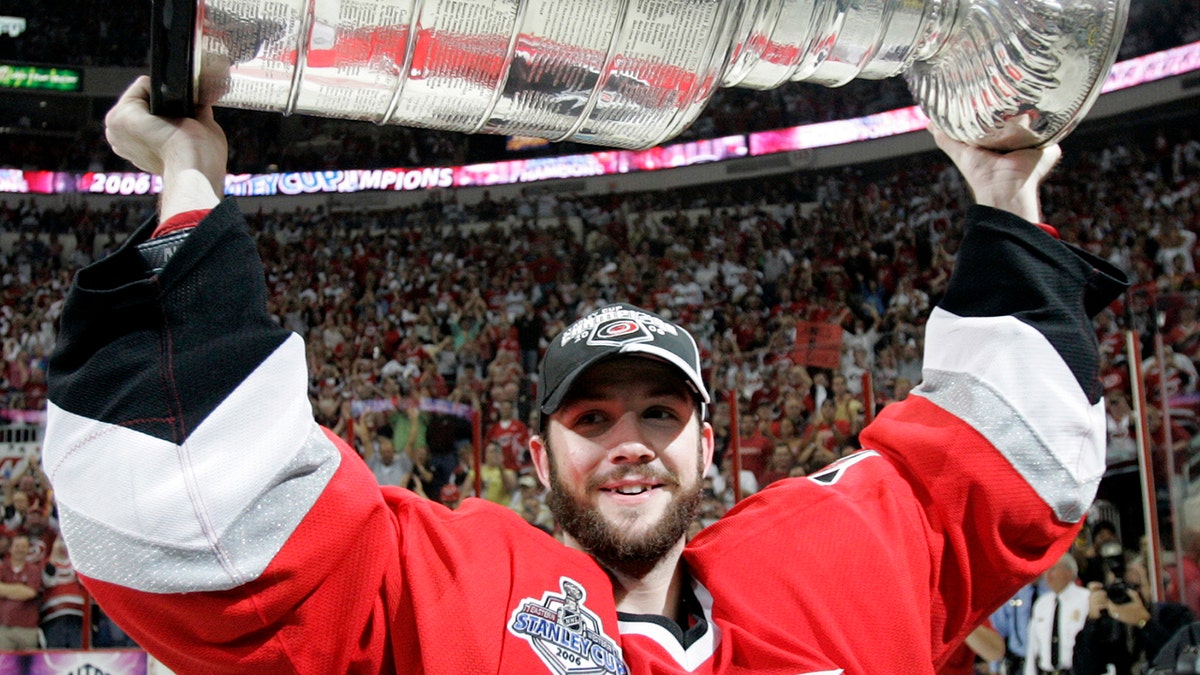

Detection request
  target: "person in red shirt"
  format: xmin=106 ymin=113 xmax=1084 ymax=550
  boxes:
xmin=0 ymin=534 xmax=43 ymax=650
xmin=484 ymin=400 xmax=532 ymax=472
xmin=41 ymin=535 xmax=87 ymax=649
xmin=733 ymin=411 xmax=772 ymax=483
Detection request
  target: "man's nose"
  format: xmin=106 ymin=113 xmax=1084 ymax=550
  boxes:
xmin=605 ymin=413 xmax=656 ymax=464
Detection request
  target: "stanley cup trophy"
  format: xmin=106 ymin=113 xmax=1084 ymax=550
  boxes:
xmin=150 ymin=0 xmax=1129 ymax=151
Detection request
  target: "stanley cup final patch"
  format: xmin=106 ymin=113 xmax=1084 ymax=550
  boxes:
xmin=509 ymin=577 xmax=629 ymax=675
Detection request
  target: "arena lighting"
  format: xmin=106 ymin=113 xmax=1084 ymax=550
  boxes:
xmin=5 ymin=40 xmax=1200 ymax=196
xmin=748 ymin=38 xmax=1200 ymax=155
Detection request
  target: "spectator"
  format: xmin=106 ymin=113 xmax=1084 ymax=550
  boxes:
xmin=362 ymin=425 xmax=413 ymax=489
xmin=484 ymin=400 xmax=532 ymax=472
xmin=759 ymin=443 xmax=797 ymax=486
xmin=734 ymin=411 xmax=772 ymax=484
xmin=988 ymin=577 xmax=1049 ymax=674
xmin=1104 ymin=391 xmax=1137 ymax=465
xmin=1141 ymin=344 xmax=1198 ymax=403
xmin=1073 ymin=552 xmax=1194 ymax=673
xmin=2 ymin=489 xmax=30 ymax=534
xmin=513 ymin=475 xmax=554 ymax=534
xmin=713 ymin=452 xmax=759 ymax=508
xmin=19 ymin=508 xmax=55 ymax=566
xmin=40 ymin=536 xmax=86 ymax=650
xmin=803 ymin=397 xmax=844 ymax=451
xmin=1166 ymin=530 xmax=1200 ymax=618
xmin=1079 ymin=521 xmax=1122 ymax=586
xmin=438 ymin=483 xmax=462 ymax=510
xmin=1024 ymin=553 xmax=1090 ymax=675
xmin=0 ymin=534 xmax=43 ymax=651
xmin=830 ymin=373 xmax=865 ymax=438
xmin=406 ymin=444 xmax=434 ymax=498
xmin=390 ymin=405 xmax=428 ymax=471
xmin=471 ymin=441 xmax=518 ymax=506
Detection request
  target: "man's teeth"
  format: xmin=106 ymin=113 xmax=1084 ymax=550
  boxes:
xmin=613 ymin=486 xmax=650 ymax=495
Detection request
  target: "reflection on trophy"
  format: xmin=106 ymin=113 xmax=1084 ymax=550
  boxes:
xmin=151 ymin=0 xmax=1129 ymax=151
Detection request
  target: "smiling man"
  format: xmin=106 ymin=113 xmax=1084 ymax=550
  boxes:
xmin=532 ymin=308 xmax=714 ymax=606
xmin=42 ymin=76 xmax=1129 ymax=674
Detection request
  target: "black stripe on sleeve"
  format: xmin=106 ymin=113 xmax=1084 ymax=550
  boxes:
xmin=48 ymin=199 xmax=292 ymax=444
xmin=940 ymin=205 xmax=1129 ymax=404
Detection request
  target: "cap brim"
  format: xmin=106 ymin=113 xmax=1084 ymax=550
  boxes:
xmin=539 ymin=346 xmax=709 ymax=416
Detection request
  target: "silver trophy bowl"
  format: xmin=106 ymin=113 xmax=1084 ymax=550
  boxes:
xmin=151 ymin=0 xmax=1129 ymax=151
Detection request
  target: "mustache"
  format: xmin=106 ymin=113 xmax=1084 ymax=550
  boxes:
xmin=586 ymin=466 xmax=680 ymax=492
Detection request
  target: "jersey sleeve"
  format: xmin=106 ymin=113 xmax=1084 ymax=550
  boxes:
xmin=863 ymin=205 xmax=1128 ymax=665
xmin=43 ymin=200 xmax=401 ymax=672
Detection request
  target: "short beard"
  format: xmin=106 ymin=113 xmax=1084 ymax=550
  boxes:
xmin=545 ymin=440 xmax=704 ymax=580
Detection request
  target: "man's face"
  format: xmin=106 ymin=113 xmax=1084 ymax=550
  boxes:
xmin=832 ymin=376 xmax=847 ymax=395
xmin=9 ymin=536 xmax=29 ymax=562
xmin=784 ymin=398 xmax=804 ymax=420
xmin=1045 ymin=559 xmax=1075 ymax=593
xmin=531 ymin=358 xmax=714 ymax=579
xmin=23 ymin=510 xmax=45 ymax=533
xmin=379 ymin=439 xmax=396 ymax=464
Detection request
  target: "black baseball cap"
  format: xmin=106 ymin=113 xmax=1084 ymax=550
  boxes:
xmin=537 ymin=304 xmax=710 ymax=418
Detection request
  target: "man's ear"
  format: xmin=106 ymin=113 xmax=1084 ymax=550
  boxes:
xmin=701 ymin=421 xmax=715 ymax=476
xmin=530 ymin=433 xmax=552 ymax=488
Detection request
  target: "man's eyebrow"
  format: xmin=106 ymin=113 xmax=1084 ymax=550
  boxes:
xmin=560 ymin=381 xmax=692 ymax=407
xmin=643 ymin=384 xmax=694 ymax=402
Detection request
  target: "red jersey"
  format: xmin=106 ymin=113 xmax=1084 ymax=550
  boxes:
xmin=485 ymin=418 xmax=533 ymax=471
xmin=0 ymin=560 xmax=43 ymax=629
xmin=42 ymin=559 xmax=87 ymax=623
xmin=44 ymin=203 xmax=1126 ymax=673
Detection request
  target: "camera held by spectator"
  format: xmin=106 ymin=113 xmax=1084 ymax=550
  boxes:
xmin=1101 ymin=540 xmax=1134 ymax=605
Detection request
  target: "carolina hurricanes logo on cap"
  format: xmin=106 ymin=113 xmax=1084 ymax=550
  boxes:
xmin=588 ymin=318 xmax=653 ymax=347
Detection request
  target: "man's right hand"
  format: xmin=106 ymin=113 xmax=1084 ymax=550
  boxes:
xmin=931 ymin=127 xmax=1061 ymax=225
xmin=105 ymin=76 xmax=227 ymax=222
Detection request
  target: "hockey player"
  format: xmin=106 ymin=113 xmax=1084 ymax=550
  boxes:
xmin=42 ymin=76 xmax=1127 ymax=673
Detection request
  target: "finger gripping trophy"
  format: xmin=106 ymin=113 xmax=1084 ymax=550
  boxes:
xmin=151 ymin=0 xmax=1129 ymax=151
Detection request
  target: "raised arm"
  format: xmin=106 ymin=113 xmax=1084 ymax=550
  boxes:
xmin=44 ymin=79 xmax=400 ymax=672
xmin=860 ymin=130 xmax=1128 ymax=667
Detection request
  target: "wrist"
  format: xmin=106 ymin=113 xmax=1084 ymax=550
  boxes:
xmin=976 ymin=192 xmax=1041 ymax=224
xmin=160 ymin=167 xmax=222 ymax=223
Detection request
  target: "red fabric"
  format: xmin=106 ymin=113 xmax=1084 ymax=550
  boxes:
xmin=938 ymin=618 xmax=995 ymax=674
xmin=152 ymin=209 xmax=211 ymax=238
xmin=484 ymin=418 xmax=531 ymax=471
xmin=41 ymin=560 xmax=87 ymax=623
xmin=1035 ymin=223 xmax=1061 ymax=239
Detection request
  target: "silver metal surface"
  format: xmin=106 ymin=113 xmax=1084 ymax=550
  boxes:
xmin=184 ymin=0 xmax=1129 ymax=150
xmin=906 ymin=0 xmax=1129 ymax=150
